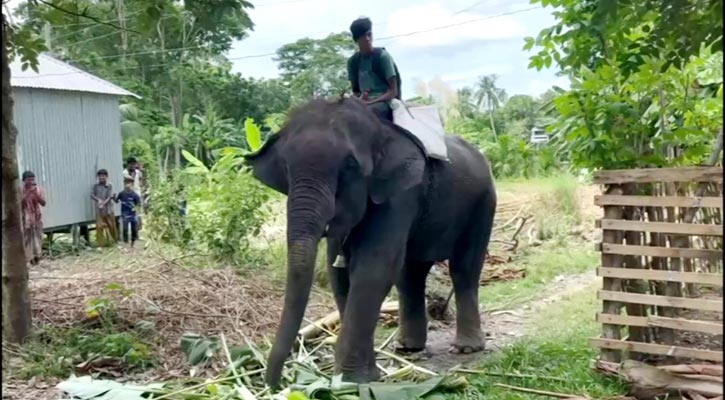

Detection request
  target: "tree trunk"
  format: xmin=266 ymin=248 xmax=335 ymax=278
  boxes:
xmin=488 ymin=109 xmax=498 ymax=139
xmin=1 ymin=14 xmax=32 ymax=343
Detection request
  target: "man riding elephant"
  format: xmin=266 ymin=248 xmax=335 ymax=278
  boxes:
xmin=347 ymin=17 xmax=402 ymax=122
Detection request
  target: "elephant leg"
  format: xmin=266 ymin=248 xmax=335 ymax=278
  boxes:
xmin=326 ymin=237 xmax=349 ymax=318
xmin=395 ymin=261 xmax=433 ymax=353
xmin=335 ymin=204 xmax=414 ymax=383
xmin=449 ymin=199 xmax=496 ymax=354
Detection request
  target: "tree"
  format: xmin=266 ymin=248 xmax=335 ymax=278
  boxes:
xmin=474 ymin=74 xmax=507 ymax=138
xmin=449 ymin=87 xmax=477 ymax=119
xmin=2 ymin=10 xmax=45 ymax=344
xmin=500 ymin=94 xmax=541 ymax=140
xmin=275 ymin=32 xmax=356 ymax=103
xmin=525 ymin=0 xmax=723 ymax=170
xmin=524 ymin=0 xmax=722 ymax=77
xmin=16 ymin=0 xmax=256 ymax=166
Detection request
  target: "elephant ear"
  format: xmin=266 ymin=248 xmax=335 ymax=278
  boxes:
xmin=243 ymin=133 xmax=289 ymax=195
xmin=369 ymin=126 xmax=426 ymax=205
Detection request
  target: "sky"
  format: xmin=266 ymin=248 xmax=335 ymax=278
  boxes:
xmin=228 ymin=0 xmax=570 ymax=98
xmin=6 ymin=0 xmax=570 ymax=99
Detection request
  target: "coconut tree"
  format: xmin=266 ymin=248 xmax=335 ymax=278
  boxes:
xmin=474 ymin=74 xmax=507 ymax=138
xmin=452 ymin=87 xmax=477 ymax=119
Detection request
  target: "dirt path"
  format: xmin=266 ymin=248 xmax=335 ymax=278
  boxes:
xmin=417 ymin=269 xmax=599 ymax=372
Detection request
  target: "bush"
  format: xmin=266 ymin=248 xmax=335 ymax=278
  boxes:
xmin=482 ymin=135 xmax=562 ymax=179
xmin=145 ymin=171 xmax=190 ymax=244
xmin=148 ymin=148 xmax=272 ymax=264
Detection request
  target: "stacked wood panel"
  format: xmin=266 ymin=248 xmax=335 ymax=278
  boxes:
xmin=589 ymin=166 xmax=723 ymax=364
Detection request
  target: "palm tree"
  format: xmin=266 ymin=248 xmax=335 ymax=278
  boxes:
xmin=474 ymin=74 xmax=508 ymax=138
xmin=453 ymin=87 xmax=477 ymax=118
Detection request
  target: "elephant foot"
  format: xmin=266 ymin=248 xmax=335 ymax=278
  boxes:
xmin=393 ymin=336 xmax=427 ymax=354
xmin=341 ymin=367 xmax=380 ymax=384
xmin=449 ymin=336 xmax=486 ymax=354
xmin=393 ymin=342 xmax=429 ymax=355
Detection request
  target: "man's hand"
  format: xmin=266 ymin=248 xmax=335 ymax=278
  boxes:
xmin=360 ymin=90 xmax=370 ymax=101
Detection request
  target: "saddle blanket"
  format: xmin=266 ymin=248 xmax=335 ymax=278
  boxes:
xmin=391 ymin=99 xmax=449 ymax=161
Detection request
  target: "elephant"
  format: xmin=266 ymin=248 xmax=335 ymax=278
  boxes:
xmin=244 ymin=97 xmax=497 ymax=388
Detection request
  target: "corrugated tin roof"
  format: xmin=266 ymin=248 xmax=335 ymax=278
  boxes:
xmin=10 ymin=53 xmax=141 ymax=98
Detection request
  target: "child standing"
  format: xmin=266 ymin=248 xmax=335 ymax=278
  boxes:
xmin=21 ymin=171 xmax=46 ymax=264
xmin=90 ymin=169 xmax=117 ymax=247
xmin=115 ymin=177 xmax=141 ymax=247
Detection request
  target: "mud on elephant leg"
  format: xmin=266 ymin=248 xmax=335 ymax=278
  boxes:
xmin=394 ymin=261 xmax=433 ymax=353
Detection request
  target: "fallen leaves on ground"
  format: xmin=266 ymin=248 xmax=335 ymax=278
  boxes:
xmin=595 ymin=360 xmax=723 ymax=400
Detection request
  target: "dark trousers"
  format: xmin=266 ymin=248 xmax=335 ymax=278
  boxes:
xmin=369 ymin=102 xmax=393 ymax=122
xmin=121 ymin=215 xmax=138 ymax=244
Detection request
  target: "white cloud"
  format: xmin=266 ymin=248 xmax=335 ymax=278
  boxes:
xmin=438 ymin=64 xmax=515 ymax=83
xmin=526 ymin=76 xmax=570 ymax=96
xmin=384 ymin=2 xmax=528 ymax=48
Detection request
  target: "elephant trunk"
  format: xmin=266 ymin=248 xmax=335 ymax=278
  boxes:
xmin=265 ymin=179 xmax=334 ymax=388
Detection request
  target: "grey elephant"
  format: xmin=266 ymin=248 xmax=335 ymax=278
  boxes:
xmin=244 ymin=97 xmax=497 ymax=388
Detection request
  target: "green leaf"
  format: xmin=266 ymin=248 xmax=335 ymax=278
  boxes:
xmin=288 ymin=391 xmax=310 ymax=400
xmin=180 ymin=333 xmax=217 ymax=365
xmin=523 ymin=36 xmax=536 ymax=50
xmin=245 ymin=118 xmax=262 ymax=151
xmin=121 ymin=121 xmax=150 ymax=140
xmin=181 ymin=150 xmax=209 ymax=172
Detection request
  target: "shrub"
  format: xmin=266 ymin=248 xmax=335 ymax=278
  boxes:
xmin=148 ymin=148 xmax=272 ymax=263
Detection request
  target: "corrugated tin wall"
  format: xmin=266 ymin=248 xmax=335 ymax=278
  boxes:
xmin=14 ymin=88 xmax=124 ymax=230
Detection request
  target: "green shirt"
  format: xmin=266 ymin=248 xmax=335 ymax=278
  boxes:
xmin=347 ymin=49 xmax=397 ymax=99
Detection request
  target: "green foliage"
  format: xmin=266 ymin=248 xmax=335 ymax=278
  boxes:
xmin=180 ymin=332 xmax=219 ymax=366
xmin=444 ymin=82 xmax=565 ymax=179
xmin=148 ymin=147 xmax=271 ymax=263
xmin=525 ymin=0 xmax=722 ymax=76
xmin=14 ymin=0 xmax=290 ymax=179
xmin=244 ymin=117 xmax=262 ymax=152
xmin=550 ymin=47 xmax=723 ymax=170
xmin=526 ymin=0 xmax=723 ymax=170
xmin=145 ymin=172 xmax=189 ymax=243
xmin=446 ymin=116 xmax=562 ymax=179
xmin=14 ymin=285 xmax=155 ymax=379
xmin=276 ymin=32 xmax=356 ymax=103
xmin=4 ymin=18 xmax=46 ymax=72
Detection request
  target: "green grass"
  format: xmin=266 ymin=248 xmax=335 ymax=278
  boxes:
xmin=448 ymin=283 xmax=628 ymax=400
xmin=3 ymin=287 xmax=158 ymax=380
xmin=495 ymin=174 xmax=583 ymax=200
xmin=481 ymin=242 xmax=597 ymax=310
xmin=5 ymin=323 xmax=156 ymax=379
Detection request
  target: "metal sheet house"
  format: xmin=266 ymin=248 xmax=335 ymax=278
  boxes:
xmin=10 ymin=53 xmax=139 ymax=232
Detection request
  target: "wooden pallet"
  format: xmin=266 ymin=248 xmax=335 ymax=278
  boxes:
xmin=591 ymin=166 xmax=724 ymax=363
